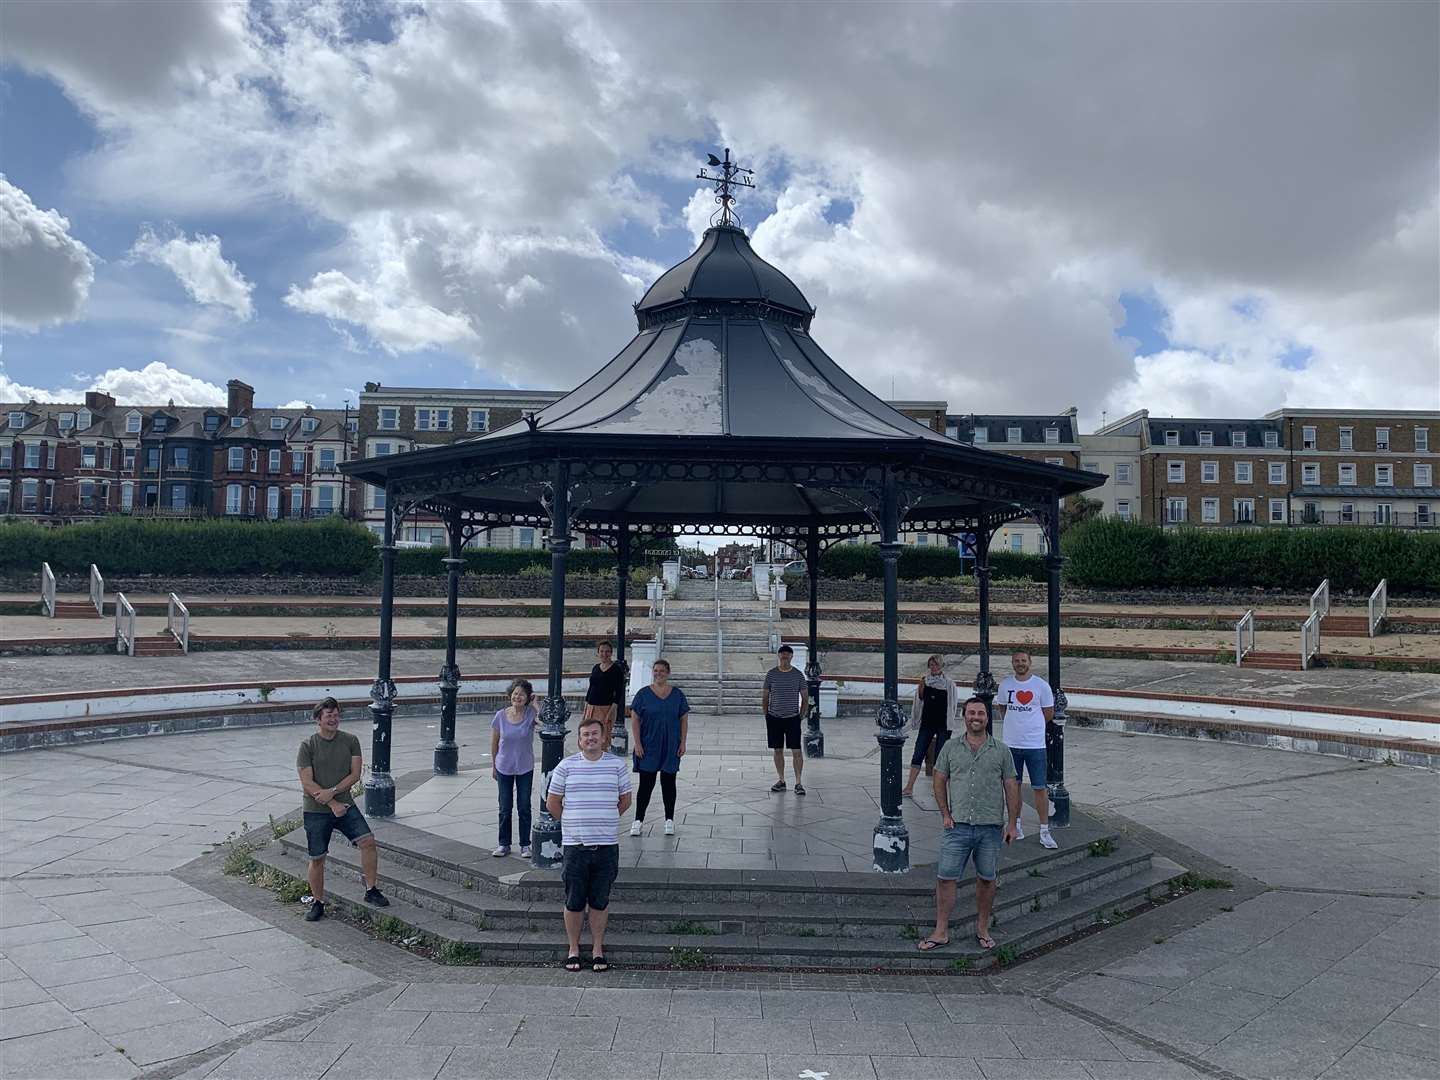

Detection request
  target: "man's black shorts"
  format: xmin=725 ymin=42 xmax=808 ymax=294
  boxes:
xmin=562 ymin=843 xmax=620 ymax=912
xmin=303 ymin=805 xmax=372 ymax=858
xmin=765 ymin=713 xmax=803 ymax=750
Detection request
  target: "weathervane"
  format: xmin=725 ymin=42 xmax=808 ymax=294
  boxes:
xmin=697 ymin=147 xmax=755 ymax=228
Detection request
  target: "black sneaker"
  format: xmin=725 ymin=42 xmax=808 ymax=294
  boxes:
xmin=304 ymin=901 xmax=326 ymax=922
xmin=794 ymin=783 xmax=807 ymax=796
xmin=364 ymin=887 xmax=390 ymax=907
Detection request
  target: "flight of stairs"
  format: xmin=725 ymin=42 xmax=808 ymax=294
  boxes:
xmin=1321 ymin=612 xmax=1372 ymax=637
xmin=133 ymin=633 xmax=185 ymax=658
xmin=1240 ymin=651 xmax=1306 ymax=671
xmin=52 ymin=599 xmax=101 ymax=619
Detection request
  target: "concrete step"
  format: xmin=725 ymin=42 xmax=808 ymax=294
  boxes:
xmin=133 ymin=634 xmax=185 ymax=657
xmin=52 ymin=600 xmax=101 ymax=618
xmin=1240 ymin=651 xmax=1306 ymax=670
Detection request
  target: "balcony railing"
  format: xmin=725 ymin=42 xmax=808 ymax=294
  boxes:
xmin=1298 ymin=510 xmax=1435 ymax=527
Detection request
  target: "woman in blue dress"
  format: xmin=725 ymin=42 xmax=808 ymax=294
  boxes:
xmin=627 ymin=658 xmax=689 ymax=837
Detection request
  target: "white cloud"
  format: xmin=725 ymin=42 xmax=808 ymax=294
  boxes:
xmin=0 ymin=361 xmax=224 ymax=407
xmin=0 ymin=176 xmax=96 ymax=330
xmin=130 ymin=224 xmax=255 ymax=319
xmin=283 ymin=269 xmax=479 ymax=355
xmin=276 ymin=399 xmax=310 ymax=409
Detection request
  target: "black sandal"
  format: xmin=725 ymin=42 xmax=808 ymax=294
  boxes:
xmin=591 ymin=955 xmax=609 ymax=972
xmin=564 ymin=955 xmax=583 ymax=972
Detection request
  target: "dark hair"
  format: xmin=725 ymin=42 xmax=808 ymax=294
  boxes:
xmin=507 ymin=678 xmax=534 ymax=703
xmin=312 ymin=696 xmax=341 ymax=721
xmin=961 ymin=696 xmax=989 ymax=716
xmin=777 ymin=644 xmax=794 ymax=655
xmin=577 ymin=715 xmax=604 ymax=732
xmin=652 ymin=658 xmax=671 ymax=673
xmin=595 ymin=640 xmax=613 ymax=652
xmin=1011 ymin=648 xmax=1033 ymax=659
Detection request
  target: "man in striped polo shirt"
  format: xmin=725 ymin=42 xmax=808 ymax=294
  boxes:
xmin=763 ymin=644 xmax=809 ymax=795
xmin=546 ymin=716 xmax=632 ymax=972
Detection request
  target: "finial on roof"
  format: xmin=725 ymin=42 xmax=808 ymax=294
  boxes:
xmin=696 ymin=148 xmax=755 ymax=229
xmin=524 ymin=412 xmax=539 ymax=431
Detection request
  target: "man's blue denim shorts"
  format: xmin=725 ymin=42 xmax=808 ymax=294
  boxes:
xmin=1010 ymin=746 xmax=1048 ymax=789
xmin=937 ymin=822 xmax=1002 ymax=882
xmin=303 ymin=804 xmax=372 ymax=858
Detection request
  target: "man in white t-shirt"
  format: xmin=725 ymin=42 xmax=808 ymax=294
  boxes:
xmin=996 ymin=648 xmax=1057 ymax=849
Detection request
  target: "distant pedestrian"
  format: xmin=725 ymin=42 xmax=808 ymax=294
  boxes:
xmin=490 ymin=678 xmax=538 ymax=859
xmin=763 ymin=644 xmax=808 ymax=795
xmin=628 ymin=659 xmax=689 ymax=836
xmin=904 ymin=654 xmax=958 ymax=798
xmin=584 ymin=640 xmax=627 ymax=750
xmin=296 ymin=697 xmax=389 ymax=922
xmin=547 ymin=716 xmax=632 ymax=972
xmin=997 ymin=648 xmax=1058 ymax=849
xmin=918 ymin=697 xmax=1019 ymax=952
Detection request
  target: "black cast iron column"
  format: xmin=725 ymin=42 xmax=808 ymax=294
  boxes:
xmin=1044 ymin=494 xmax=1071 ymax=827
xmin=803 ymin=528 xmax=824 ymax=758
xmin=611 ymin=524 xmax=631 ymax=756
xmin=531 ymin=462 xmax=572 ymax=868
xmin=972 ymin=527 xmax=997 ymax=734
xmin=872 ymin=468 xmax=909 ymax=873
xmin=433 ymin=510 xmax=462 ymax=775
xmin=365 ymin=495 xmax=397 ymax=816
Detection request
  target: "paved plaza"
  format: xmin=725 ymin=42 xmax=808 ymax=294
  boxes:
xmin=1 ymin=710 xmax=1437 ymax=1079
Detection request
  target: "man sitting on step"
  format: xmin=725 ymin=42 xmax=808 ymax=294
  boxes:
xmin=762 ymin=644 xmax=809 ymax=795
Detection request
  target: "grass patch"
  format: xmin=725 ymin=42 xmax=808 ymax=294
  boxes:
xmin=268 ymin=814 xmax=300 ymax=840
xmin=1026 ymin=868 xmax=1045 ymax=878
xmin=373 ymin=914 xmax=408 ymax=941
xmin=669 ymin=946 xmax=707 ymax=969
xmin=1179 ymin=871 xmax=1233 ymax=890
xmin=667 ymin=920 xmax=715 ymax=936
xmin=899 ymin=925 xmax=921 ymax=941
xmin=993 ymin=944 xmax=1019 ymax=966
xmin=439 ymin=941 xmax=485 ymax=965
xmin=796 ymin=927 xmax=818 ymax=938
xmin=949 ymin=957 xmax=972 ymax=971
xmin=1087 ymin=838 xmax=1117 ymax=857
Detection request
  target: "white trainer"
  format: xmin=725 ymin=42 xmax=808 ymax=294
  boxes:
xmin=1014 ymin=819 xmax=1025 ymax=840
xmin=1039 ymin=826 xmax=1058 ymax=850
xmin=664 ymin=819 xmax=675 ymax=835
xmin=630 ymin=820 xmax=643 ymax=837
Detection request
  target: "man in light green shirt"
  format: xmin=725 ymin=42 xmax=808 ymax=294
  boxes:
xmin=918 ymin=697 xmax=1020 ymax=952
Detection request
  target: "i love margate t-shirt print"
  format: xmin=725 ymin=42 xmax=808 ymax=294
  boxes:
xmin=996 ymin=675 xmax=1054 ymax=749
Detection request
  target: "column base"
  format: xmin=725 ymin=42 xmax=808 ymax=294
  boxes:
xmin=609 ymin=727 xmax=629 ymax=757
xmin=803 ymin=728 xmax=825 ymax=758
xmin=364 ymin=771 xmax=396 ymax=817
xmin=432 ymin=742 xmax=459 ymax=776
xmin=530 ymin=813 xmax=564 ymax=869
xmin=1048 ymin=783 xmax=1072 ymax=827
xmin=872 ymin=817 xmax=910 ymax=874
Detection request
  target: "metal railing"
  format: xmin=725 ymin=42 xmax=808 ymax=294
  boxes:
xmin=715 ymin=572 xmax=724 ymax=706
xmin=1300 ymin=611 xmax=1322 ymax=671
xmin=115 ymin=593 xmax=137 ymax=657
xmin=1368 ymin=579 xmax=1388 ymax=638
xmin=1310 ymin=579 xmax=1330 ymax=622
xmin=1235 ymin=610 xmax=1256 ymax=666
xmin=88 ymin=564 xmax=104 ymax=617
xmin=1298 ymin=510 xmax=1436 ymax=528
xmin=166 ymin=593 xmax=191 ymax=654
xmin=655 ymin=595 xmax=668 ymax=657
xmin=41 ymin=562 xmax=56 ymax=618
xmin=767 ymin=591 xmax=779 ymax=652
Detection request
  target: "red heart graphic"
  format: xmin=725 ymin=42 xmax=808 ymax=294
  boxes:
xmin=1016 ymin=690 xmax=1034 ymax=705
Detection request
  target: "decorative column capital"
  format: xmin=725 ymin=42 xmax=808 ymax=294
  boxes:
xmin=973 ymin=668 xmax=998 ymax=699
xmin=438 ymin=663 xmax=460 ymax=690
xmin=369 ymin=677 xmax=397 ymax=704
xmin=539 ymin=692 xmax=570 ymax=735
xmin=875 ymin=699 xmax=906 ymax=733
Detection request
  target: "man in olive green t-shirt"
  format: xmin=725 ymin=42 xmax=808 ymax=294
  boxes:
xmin=296 ymin=697 xmax=388 ymax=921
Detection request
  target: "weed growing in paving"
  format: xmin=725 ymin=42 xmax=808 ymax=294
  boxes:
xmin=1027 ymin=868 xmax=1045 ymax=878
xmin=1030 ymin=899 xmax=1043 ymax=913
xmin=667 ymin=920 xmax=715 ymax=936
xmin=949 ymin=957 xmax=972 ymax=971
xmin=899 ymin=925 xmax=921 ymax=941
xmin=221 ymin=831 xmax=260 ymax=877
xmin=461 ymin=877 xmax=475 ymax=890
xmin=439 ymin=941 xmax=485 ymax=965
xmin=669 ymin=946 xmax=707 ymax=969
xmin=796 ymin=927 xmax=818 ymax=937
xmin=1179 ymin=871 xmax=1233 ymax=890
xmin=1088 ymin=838 xmax=1117 ymax=857
xmin=1219 ymin=905 xmax=1235 ymax=913
xmin=268 ymin=814 xmax=300 ymax=840
xmin=373 ymin=915 xmax=408 ymax=941
xmin=993 ymin=944 xmax=1019 ymax=966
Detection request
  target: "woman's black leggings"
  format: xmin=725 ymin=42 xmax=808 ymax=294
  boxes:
xmin=635 ymin=770 xmax=677 ymax=822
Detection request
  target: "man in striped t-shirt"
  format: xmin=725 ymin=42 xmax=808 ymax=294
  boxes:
xmin=546 ymin=716 xmax=632 ymax=972
xmin=763 ymin=644 xmax=809 ymax=795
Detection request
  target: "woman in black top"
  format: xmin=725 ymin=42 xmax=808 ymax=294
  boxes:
xmin=584 ymin=639 xmax=627 ymax=750
xmin=903 ymin=654 xmax=958 ymax=798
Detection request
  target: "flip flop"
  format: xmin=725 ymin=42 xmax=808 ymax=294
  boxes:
xmin=564 ymin=955 xmax=583 ymax=972
xmin=976 ymin=933 xmax=995 ymax=950
xmin=591 ymin=955 xmax=610 ymax=972
xmin=916 ymin=937 xmax=949 ymax=951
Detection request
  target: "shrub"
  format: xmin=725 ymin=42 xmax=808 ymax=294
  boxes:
xmin=816 ymin=543 xmax=1044 ymax=582
xmin=390 ymin=546 xmax=622 ymax=577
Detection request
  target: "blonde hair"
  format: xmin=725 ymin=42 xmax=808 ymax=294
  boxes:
xmin=924 ymin=654 xmax=945 ymax=671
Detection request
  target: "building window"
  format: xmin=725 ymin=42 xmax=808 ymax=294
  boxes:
xmin=58 ymin=412 xmax=75 ymax=431
xmin=153 ymin=418 xmax=168 ymax=433
xmin=1198 ymin=431 xmax=1213 ymax=447
xmin=1301 ymin=501 xmax=1319 ymax=524
xmin=1164 ymin=430 xmax=1179 ymax=446
xmin=301 ymin=417 xmax=318 ymax=433
xmin=319 ymin=449 xmax=336 ymax=471
xmin=8 ymin=411 xmax=26 ymax=429
xmin=21 ymin=479 xmax=38 ymax=512
xmin=119 ymin=482 xmax=133 ymax=511
xmin=1419 ymin=504 xmax=1432 ymax=526
xmin=1299 ymin=462 xmax=1318 ymax=486
xmin=267 ymin=487 xmax=280 ymax=520
xmin=1302 ymin=425 xmax=1317 ymax=450
xmin=0 ymin=480 xmax=12 ymax=513
xmin=1201 ymin=497 xmax=1219 ymax=523
xmin=1115 ymin=463 xmax=1132 ymax=484
xmin=46 ymin=443 xmax=55 ymax=470
xmin=972 ymin=428 xmax=988 ymax=444
xmin=1416 ymin=427 xmax=1429 ymax=452
xmin=270 ymin=416 xmax=287 ymax=430
xmin=1375 ymin=427 xmax=1390 ymax=451
xmin=378 ymin=407 xmax=400 ymax=431
xmin=371 ymin=442 xmax=392 ymax=458
xmin=170 ymin=484 xmax=187 ymax=511
xmin=248 ymin=486 xmax=257 ymax=516
xmin=170 ymin=446 xmax=188 ymax=469
xmin=289 ymin=485 xmax=304 ymax=517
xmin=24 ymin=443 xmax=40 ymax=469
xmin=1230 ymin=431 xmax=1247 ymax=447
xmin=82 ymin=445 xmax=97 ymax=468
xmin=1339 ymin=427 xmax=1353 ymax=451
xmin=78 ymin=480 xmax=96 ymax=509
xmin=1268 ymin=462 xmax=1285 ymax=484
xmin=415 ymin=407 xmax=447 ymax=432
xmin=468 ymin=410 xmax=489 ymax=433
xmin=1201 ymin=461 xmax=1218 ymax=483
xmin=123 ymin=447 xmax=136 ymax=471
xmin=1167 ymin=460 xmax=1185 ymax=483
xmin=1269 ymin=498 xmax=1287 ymax=524
xmin=1263 ymin=431 xmax=1279 ymax=449
xmin=1375 ymin=503 xmax=1393 ymax=526
xmin=269 ymin=449 xmax=282 ymax=473
xmin=102 ymin=445 xmax=112 ymax=469
xmin=229 ymin=416 xmax=245 ymax=428
xmin=1375 ymin=464 xmax=1393 ymax=486
xmin=0 ymin=445 xmax=9 ymax=469
xmin=1340 ymin=503 xmax=1355 ymax=524
xmin=1006 ymin=426 xmax=1022 ymax=443
xmin=226 ymin=484 xmax=242 ymax=515
xmin=43 ymin=480 xmax=54 ymax=511
xmin=1116 ymin=500 xmax=1131 ymax=520
xmin=121 ymin=413 xmax=140 ymax=434
xmin=1166 ymin=497 xmax=1187 ymax=523
xmin=1339 ymin=463 xmax=1356 ymax=486
xmin=519 ymin=527 xmax=536 ymax=547
xmin=371 ymin=485 xmax=386 ymax=511
xmin=145 ymin=448 xmax=159 ymax=470
xmin=316 ymin=485 xmax=335 ymax=513
xmin=1044 ymin=428 xmax=1060 ymax=444
xmin=228 ymin=446 xmax=244 ymax=470
xmin=1417 ymin=464 xmax=1434 ymax=487
xmin=346 ymin=418 xmax=358 ymax=433
xmin=292 ymin=451 xmax=305 ymax=473
xmin=1234 ymin=462 xmax=1252 ymax=484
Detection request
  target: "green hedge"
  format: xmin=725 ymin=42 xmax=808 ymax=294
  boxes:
xmin=816 ymin=543 xmax=1046 ymax=582
xmin=391 ymin=547 xmax=620 ymax=576
xmin=1061 ymin=518 xmax=1440 ymax=593
xmin=0 ymin=518 xmax=378 ymax=576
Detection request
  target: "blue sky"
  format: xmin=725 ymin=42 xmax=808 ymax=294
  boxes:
xmin=1 ymin=2 xmax=1434 ymax=423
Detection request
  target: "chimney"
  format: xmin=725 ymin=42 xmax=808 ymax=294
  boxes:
xmin=227 ymin=379 xmax=255 ymax=416
xmin=84 ymin=390 xmax=116 ymax=410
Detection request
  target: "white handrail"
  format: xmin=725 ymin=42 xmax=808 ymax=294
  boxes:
xmin=655 ymin=595 xmax=667 ymax=657
xmin=1310 ymin=579 xmax=1330 ymax=621
xmin=767 ymin=591 xmax=779 ymax=652
xmin=89 ymin=564 xmax=104 ymax=617
xmin=115 ymin=593 xmax=137 ymax=657
xmin=1235 ymin=609 xmax=1255 ymax=666
xmin=1300 ymin=611 xmax=1321 ymax=671
xmin=41 ymin=562 xmax=56 ymax=618
xmin=167 ymin=592 xmax=191 ymax=654
xmin=1368 ymin=580 xmax=1388 ymax=638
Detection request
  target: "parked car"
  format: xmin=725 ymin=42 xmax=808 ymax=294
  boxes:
xmin=781 ymin=560 xmax=807 ymax=577
xmin=691 ymin=565 xmax=709 ymax=579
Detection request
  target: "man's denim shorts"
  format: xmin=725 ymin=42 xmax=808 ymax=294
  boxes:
xmin=303 ymin=804 xmax=372 ymax=858
xmin=937 ymin=822 xmax=1002 ymax=882
xmin=562 ymin=843 xmax=620 ymax=912
xmin=1010 ymin=746 xmax=1048 ymax=789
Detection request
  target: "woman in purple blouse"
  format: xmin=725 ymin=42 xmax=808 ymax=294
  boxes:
xmin=490 ymin=678 xmax=538 ymax=858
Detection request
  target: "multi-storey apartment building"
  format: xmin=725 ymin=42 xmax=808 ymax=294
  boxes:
xmin=0 ymin=380 xmax=356 ymax=522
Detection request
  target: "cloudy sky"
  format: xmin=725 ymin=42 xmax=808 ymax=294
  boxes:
xmin=1 ymin=0 xmax=1435 ymax=426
